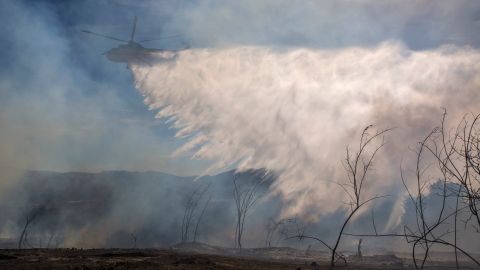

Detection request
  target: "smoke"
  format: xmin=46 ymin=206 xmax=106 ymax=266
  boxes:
xmin=0 ymin=0 xmax=208 ymax=176
xmin=0 ymin=170 xmax=278 ymax=249
xmin=130 ymin=43 xmax=480 ymax=225
xmin=0 ymin=0 xmax=207 ymax=246
xmin=2 ymin=0 xmax=480 ymax=251
xmin=162 ymin=0 xmax=480 ymax=49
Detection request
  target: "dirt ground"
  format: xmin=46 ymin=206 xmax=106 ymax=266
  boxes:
xmin=0 ymin=248 xmax=402 ymax=270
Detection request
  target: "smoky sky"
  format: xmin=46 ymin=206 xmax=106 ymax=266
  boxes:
xmin=2 ymin=0 xmax=480 ymax=174
xmin=0 ymin=0 xmax=210 ymax=175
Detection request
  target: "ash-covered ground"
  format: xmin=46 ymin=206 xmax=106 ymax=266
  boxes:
xmin=0 ymin=247 xmax=400 ymax=270
xmin=1 ymin=242 xmax=477 ymax=270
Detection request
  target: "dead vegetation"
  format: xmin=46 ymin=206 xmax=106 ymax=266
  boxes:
xmin=286 ymin=125 xmax=391 ymax=269
xmin=232 ymin=173 xmax=264 ymax=249
xmin=285 ymin=112 xmax=480 ymax=269
xmin=181 ymin=183 xmax=211 ymax=243
xmin=344 ymin=111 xmax=480 ymax=269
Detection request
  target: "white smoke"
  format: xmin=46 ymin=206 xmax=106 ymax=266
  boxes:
xmin=130 ymin=42 xmax=480 ymax=225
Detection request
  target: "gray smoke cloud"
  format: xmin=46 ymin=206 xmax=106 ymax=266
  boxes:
xmin=0 ymin=0 xmax=207 ymax=176
xmin=162 ymin=0 xmax=480 ymax=49
xmin=0 ymin=0 xmax=207 ymax=246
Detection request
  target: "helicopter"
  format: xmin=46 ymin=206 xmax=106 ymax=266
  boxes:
xmin=82 ymin=16 xmax=187 ymax=65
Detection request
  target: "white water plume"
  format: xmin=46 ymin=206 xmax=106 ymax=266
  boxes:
xmin=130 ymin=42 xmax=480 ymax=225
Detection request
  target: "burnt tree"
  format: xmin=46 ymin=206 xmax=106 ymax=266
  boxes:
xmin=181 ymin=183 xmax=211 ymax=243
xmin=233 ymin=172 xmax=266 ymax=249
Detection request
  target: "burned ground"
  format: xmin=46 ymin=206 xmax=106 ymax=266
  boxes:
xmin=0 ymin=248 xmax=405 ymax=270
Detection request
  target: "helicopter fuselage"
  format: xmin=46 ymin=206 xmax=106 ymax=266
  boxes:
xmin=105 ymin=42 xmax=166 ymax=64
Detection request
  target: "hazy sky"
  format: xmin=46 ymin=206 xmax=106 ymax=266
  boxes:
xmin=1 ymin=0 xmax=480 ymax=175
xmin=2 ymin=0 xmax=480 ymax=252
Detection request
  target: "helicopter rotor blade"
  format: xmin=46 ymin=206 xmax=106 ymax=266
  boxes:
xmin=82 ymin=30 xmax=128 ymax=43
xmin=139 ymin=34 xmax=182 ymax=42
xmin=130 ymin=16 xmax=138 ymax=42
